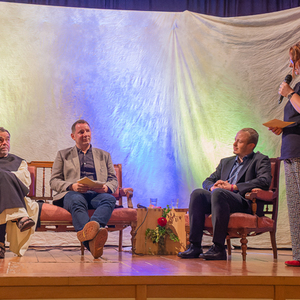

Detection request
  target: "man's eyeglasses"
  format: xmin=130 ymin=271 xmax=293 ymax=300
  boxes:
xmin=0 ymin=137 xmax=10 ymax=144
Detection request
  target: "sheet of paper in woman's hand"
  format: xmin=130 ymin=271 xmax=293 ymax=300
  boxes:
xmin=263 ymin=119 xmax=295 ymax=128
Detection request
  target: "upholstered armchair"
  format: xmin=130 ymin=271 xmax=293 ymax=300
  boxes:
xmin=185 ymin=157 xmax=280 ymax=261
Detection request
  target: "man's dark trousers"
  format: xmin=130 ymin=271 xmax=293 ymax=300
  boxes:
xmin=189 ymin=188 xmax=252 ymax=247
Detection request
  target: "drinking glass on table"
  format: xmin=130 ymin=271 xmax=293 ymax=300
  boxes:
xmin=171 ymin=198 xmax=179 ymax=209
xmin=150 ymin=198 xmax=157 ymax=207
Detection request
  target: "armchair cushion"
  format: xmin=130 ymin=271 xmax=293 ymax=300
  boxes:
xmin=185 ymin=213 xmax=274 ymax=230
xmin=257 ymin=216 xmax=274 ymax=228
xmin=108 ymin=208 xmax=137 ymax=222
xmin=40 ymin=203 xmax=72 ymax=222
xmin=40 ymin=203 xmax=137 ymax=223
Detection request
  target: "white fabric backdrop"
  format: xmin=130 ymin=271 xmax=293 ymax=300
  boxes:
xmin=1 ymin=3 xmax=300 ymax=248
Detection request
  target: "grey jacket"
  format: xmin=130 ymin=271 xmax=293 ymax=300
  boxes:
xmin=50 ymin=146 xmax=118 ymax=201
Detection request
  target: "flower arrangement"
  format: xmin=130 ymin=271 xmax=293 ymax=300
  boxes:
xmin=145 ymin=205 xmax=179 ymax=254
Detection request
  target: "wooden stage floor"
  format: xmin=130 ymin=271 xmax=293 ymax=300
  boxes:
xmin=0 ymin=246 xmax=300 ymax=300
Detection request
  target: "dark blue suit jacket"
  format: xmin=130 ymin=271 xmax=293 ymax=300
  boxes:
xmin=202 ymin=151 xmax=272 ymax=198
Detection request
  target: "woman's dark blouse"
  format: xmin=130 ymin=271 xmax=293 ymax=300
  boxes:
xmin=281 ymin=81 xmax=300 ymax=160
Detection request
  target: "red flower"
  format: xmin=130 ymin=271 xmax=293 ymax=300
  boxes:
xmin=157 ymin=217 xmax=167 ymax=227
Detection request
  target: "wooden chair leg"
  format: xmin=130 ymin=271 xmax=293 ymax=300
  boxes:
xmin=131 ymin=222 xmax=137 ymax=254
xmin=226 ymin=238 xmax=231 ymax=256
xmin=270 ymin=231 xmax=278 ymax=259
xmin=185 ymin=226 xmax=190 ymax=247
xmin=240 ymin=233 xmax=248 ymax=261
xmin=80 ymin=242 xmax=85 ymax=256
xmin=118 ymin=229 xmax=123 ymax=252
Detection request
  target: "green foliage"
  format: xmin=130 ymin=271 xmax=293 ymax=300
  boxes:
xmin=145 ymin=205 xmax=179 ymax=245
xmin=162 ymin=205 xmax=171 ymax=218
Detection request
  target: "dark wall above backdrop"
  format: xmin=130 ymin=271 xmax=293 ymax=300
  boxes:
xmin=1 ymin=0 xmax=300 ymax=17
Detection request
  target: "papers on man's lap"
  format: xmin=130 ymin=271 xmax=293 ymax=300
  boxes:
xmin=77 ymin=177 xmax=104 ymax=188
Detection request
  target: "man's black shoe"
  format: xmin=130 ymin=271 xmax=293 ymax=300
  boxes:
xmin=177 ymin=244 xmax=203 ymax=258
xmin=203 ymin=244 xmax=227 ymax=260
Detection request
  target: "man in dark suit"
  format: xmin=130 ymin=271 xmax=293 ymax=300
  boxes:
xmin=50 ymin=120 xmax=118 ymax=259
xmin=178 ymin=128 xmax=272 ymax=260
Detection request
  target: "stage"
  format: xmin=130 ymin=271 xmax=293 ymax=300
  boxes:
xmin=0 ymin=246 xmax=299 ymax=300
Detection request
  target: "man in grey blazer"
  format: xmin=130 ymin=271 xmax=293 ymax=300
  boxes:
xmin=178 ymin=128 xmax=272 ymax=260
xmin=50 ymin=120 xmax=118 ymax=259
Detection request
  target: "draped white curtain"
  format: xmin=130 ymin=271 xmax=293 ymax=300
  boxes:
xmin=1 ymin=2 xmax=299 ymax=248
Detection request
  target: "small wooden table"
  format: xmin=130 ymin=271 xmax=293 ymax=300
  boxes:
xmin=133 ymin=208 xmax=187 ymax=255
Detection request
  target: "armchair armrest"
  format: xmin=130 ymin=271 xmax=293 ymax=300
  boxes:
xmin=245 ymin=189 xmax=275 ymax=202
xmin=119 ymin=188 xmax=134 ymax=208
xmin=245 ymin=188 xmax=276 ymax=215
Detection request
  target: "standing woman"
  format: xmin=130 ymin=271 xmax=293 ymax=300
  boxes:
xmin=269 ymin=42 xmax=300 ymax=267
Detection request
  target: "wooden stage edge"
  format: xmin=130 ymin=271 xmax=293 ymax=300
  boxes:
xmin=0 ymin=247 xmax=300 ymax=300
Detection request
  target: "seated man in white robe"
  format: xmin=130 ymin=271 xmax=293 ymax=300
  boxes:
xmin=0 ymin=127 xmax=39 ymax=258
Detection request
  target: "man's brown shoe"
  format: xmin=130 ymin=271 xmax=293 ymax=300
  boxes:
xmin=88 ymin=228 xmax=108 ymax=259
xmin=77 ymin=221 xmax=100 ymax=242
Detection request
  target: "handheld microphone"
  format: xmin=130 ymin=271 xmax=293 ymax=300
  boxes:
xmin=278 ymin=74 xmax=292 ymax=104
xmin=137 ymin=203 xmax=147 ymax=209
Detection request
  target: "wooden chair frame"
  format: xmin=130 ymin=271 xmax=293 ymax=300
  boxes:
xmin=28 ymin=161 xmax=137 ymax=253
